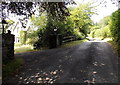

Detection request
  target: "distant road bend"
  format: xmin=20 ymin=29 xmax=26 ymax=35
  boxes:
xmin=4 ymin=41 xmax=120 ymax=84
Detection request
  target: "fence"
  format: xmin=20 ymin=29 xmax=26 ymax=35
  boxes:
xmin=62 ymin=36 xmax=75 ymax=43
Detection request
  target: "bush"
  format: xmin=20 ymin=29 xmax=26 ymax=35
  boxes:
xmin=109 ymin=8 xmax=120 ymax=55
xmin=74 ymin=28 xmax=85 ymax=40
xmin=26 ymin=38 xmax=38 ymax=45
xmin=94 ymin=29 xmax=102 ymax=38
xmin=101 ymin=25 xmax=111 ymax=39
xmin=91 ymin=25 xmax=111 ymax=39
xmin=109 ymin=8 xmax=120 ymax=42
xmin=89 ymin=30 xmax=95 ymax=38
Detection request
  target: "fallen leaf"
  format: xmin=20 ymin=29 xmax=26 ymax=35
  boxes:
xmin=19 ymin=77 xmax=22 ymax=79
xmin=38 ymin=78 xmax=42 ymax=81
xmin=93 ymin=71 xmax=97 ymax=74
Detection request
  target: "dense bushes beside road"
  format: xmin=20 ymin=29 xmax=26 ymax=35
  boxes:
xmin=109 ymin=8 xmax=120 ymax=55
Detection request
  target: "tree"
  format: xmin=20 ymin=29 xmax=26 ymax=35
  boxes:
xmin=1 ymin=1 xmax=75 ymax=19
xmin=1 ymin=1 xmax=75 ymax=33
xmin=70 ymin=2 xmax=95 ymax=37
xmin=90 ymin=17 xmax=111 ymax=39
xmin=109 ymin=8 xmax=120 ymax=42
xmin=98 ymin=16 xmax=110 ymax=28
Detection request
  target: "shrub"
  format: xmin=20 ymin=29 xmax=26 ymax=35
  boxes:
xmin=109 ymin=8 xmax=120 ymax=55
xmin=74 ymin=28 xmax=85 ymax=40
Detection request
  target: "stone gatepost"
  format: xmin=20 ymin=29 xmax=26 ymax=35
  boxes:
xmin=49 ymin=34 xmax=62 ymax=48
xmin=2 ymin=30 xmax=15 ymax=62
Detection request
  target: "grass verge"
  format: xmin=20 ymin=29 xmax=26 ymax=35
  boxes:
xmin=15 ymin=40 xmax=87 ymax=53
xmin=108 ymin=40 xmax=120 ymax=56
xmin=60 ymin=39 xmax=87 ymax=48
xmin=15 ymin=45 xmax=35 ymax=53
xmin=14 ymin=43 xmax=22 ymax=47
xmin=2 ymin=58 xmax=24 ymax=80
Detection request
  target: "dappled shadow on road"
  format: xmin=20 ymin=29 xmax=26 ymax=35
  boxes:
xmin=4 ymin=42 xmax=119 ymax=84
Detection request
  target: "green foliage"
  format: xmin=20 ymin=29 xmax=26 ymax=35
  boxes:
xmin=26 ymin=38 xmax=37 ymax=45
xmin=30 ymin=2 xmax=95 ymax=49
xmin=39 ymin=2 xmax=74 ymax=21
xmin=74 ymin=28 xmax=85 ymax=39
xmin=89 ymin=15 xmax=111 ymax=39
xmin=4 ymin=20 xmax=15 ymax=32
xmin=91 ymin=26 xmax=111 ymax=39
xmin=6 ymin=20 xmax=15 ymax=26
xmin=20 ymin=30 xmax=27 ymax=44
xmin=63 ymin=17 xmax=75 ymax=36
xmin=90 ymin=25 xmax=99 ymax=32
xmin=26 ymin=13 xmax=47 ymax=46
xmin=109 ymin=8 xmax=120 ymax=42
xmin=108 ymin=40 xmax=120 ymax=56
xmin=89 ymin=30 xmax=95 ymax=38
xmin=30 ymin=14 xmax=47 ymax=29
xmin=70 ymin=2 xmax=95 ymax=37
xmin=33 ymin=15 xmax=75 ymax=49
xmin=98 ymin=16 xmax=110 ymax=28
xmin=109 ymin=8 xmax=120 ymax=55
xmin=101 ymin=25 xmax=111 ymax=39
xmin=89 ymin=26 xmax=99 ymax=38
xmin=27 ymin=30 xmax=40 ymax=45
xmin=93 ymin=29 xmax=102 ymax=38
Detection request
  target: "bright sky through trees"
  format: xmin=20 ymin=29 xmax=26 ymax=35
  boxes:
xmin=73 ymin=0 xmax=118 ymax=23
xmin=3 ymin=0 xmax=119 ymax=23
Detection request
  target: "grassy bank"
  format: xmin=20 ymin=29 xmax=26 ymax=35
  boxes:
xmin=60 ymin=39 xmax=87 ymax=48
xmin=108 ymin=40 xmax=120 ymax=57
xmin=3 ymin=58 xmax=24 ymax=80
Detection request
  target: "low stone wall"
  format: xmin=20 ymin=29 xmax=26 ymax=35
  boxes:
xmin=2 ymin=31 xmax=15 ymax=62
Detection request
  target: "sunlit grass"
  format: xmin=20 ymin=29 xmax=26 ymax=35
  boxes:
xmin=14 ymin=45 xmax=35 ymax=54
xmin=60 ymin=39 xmax=88 ymax=48
xmin=14 ymin=39 xmax=87 ymax=53
xmin=2 ymin=58 xmax=24 ymax=80
xmin=14 ymin=43 xmax=22 ymax=47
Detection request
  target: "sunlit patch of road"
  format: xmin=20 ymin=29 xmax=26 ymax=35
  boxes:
xmin=87 ymin=38 xmax=112 ymax=42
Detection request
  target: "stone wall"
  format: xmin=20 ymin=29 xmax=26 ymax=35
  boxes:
xmin=2 ymin=30 xmax=15 ymax=62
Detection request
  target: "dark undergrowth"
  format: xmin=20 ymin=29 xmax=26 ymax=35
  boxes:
xmin=2 ymin=58 xmax=24 ymax=81
xmin=108 ymin=40 xmax=120 ymax=57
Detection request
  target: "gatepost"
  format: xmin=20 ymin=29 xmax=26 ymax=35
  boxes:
xmin=2 ymin=30 xmax=15 ymax=62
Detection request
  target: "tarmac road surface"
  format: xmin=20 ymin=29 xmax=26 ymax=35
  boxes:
xmin=3 ymin=41 xmax=120 ymax=84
